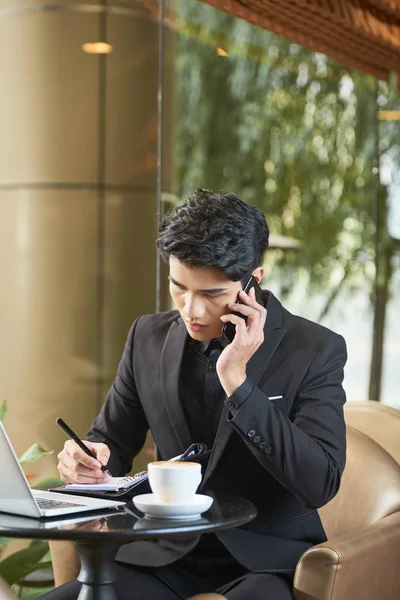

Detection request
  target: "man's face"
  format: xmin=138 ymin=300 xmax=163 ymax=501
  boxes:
xmin=169 ymin=257 xmax=242 ymax=341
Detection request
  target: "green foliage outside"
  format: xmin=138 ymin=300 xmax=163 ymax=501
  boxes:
xmin=0 ymin=401 xmax=62 ymax=598
xmin=169 ymin=0 xmax=400 ymax=400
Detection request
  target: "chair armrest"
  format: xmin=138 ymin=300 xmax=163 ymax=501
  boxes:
xmin=49 ymin=540 xmax=81 ymax=587
xmin=293 ymin=512 xmax=400 ymax=600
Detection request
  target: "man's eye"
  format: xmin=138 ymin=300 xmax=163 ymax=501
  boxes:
xmin=204 ymin=293 xmax=220 ymax=298
xmin=171 ymin=283 xmax=184 ymax=291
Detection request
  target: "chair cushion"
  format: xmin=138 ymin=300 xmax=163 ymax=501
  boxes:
xmin=319 ymin=426 xmax=400 ymax=538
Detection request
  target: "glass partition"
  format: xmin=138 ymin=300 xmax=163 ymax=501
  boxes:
xmin=162 ymin=0 xmax=399 ymax=407
xmin=376 ymin=80 xmax=400 ymax=406
xmin=0 ymin=0 xmax=398 ymax=481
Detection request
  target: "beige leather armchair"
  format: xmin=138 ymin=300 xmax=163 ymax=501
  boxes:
xmin=344 ymin=400 xmax=400 ymax=463
xmin=293 ymin=423 xmax=400 ymax=600
xmin=50 ymin=401 xmax=400 ymax=600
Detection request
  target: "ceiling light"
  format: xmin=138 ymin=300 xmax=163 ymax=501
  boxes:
xmin=82 ymin=42 xmax=113 ymax=55
xmin=216 ymin=47 xmax=229 ymax=57
xmin=377 ymin=110 xmax=400 ymax=121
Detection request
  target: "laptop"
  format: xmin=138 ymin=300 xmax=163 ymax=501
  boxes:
xmin=0 ymin=422 xmax=125 ymax=518
xmin=0 ymin=509 xmax=125 ymax=530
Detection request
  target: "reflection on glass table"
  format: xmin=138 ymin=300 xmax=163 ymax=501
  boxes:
xmin=0 ymin=493 xmax=257 ymax=600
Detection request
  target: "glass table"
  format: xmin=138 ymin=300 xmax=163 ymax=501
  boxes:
xmin=0 ymin=493 xmax=257 ymax=600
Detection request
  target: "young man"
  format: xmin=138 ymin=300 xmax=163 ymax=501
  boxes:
xmin=51 ymin=189 xmax=347 ymax=600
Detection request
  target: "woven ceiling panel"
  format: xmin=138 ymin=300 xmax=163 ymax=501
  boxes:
xmin=201 ymin=0 xmax=400 ymax=81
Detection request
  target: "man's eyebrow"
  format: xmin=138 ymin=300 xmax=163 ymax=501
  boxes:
xmin=168 ymin=276 xmax=227 ymax=293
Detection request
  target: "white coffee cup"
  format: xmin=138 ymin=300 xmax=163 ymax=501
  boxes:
xmin=147 ymin=461 xmax=202 ymax=504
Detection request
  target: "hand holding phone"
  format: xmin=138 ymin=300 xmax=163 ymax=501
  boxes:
xmin=221 ymin=275 xmax=262 ymax=343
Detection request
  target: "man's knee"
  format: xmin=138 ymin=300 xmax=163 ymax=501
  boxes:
xmin=224 ymin=573 xmax=293 ymax=600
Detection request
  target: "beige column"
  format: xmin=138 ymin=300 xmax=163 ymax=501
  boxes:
xmin=0 ymin=1 xmax=172 ymax=477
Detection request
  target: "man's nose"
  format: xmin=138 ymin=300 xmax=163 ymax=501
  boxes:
xmin=183 ymin=295 xmax=205 ymax=319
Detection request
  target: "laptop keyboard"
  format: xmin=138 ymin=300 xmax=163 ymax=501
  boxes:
xmin=36 ymin=498 xmax=87 ymax=510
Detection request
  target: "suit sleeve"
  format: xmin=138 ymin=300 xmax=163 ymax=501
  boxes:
xmin=226 ymin=333 xmax=347 ymax=509
xmin=86 ymin=318 xmax=149 ymax=476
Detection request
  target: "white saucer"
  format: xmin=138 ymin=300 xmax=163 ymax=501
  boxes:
xmin=132 ymin=494 xmax=213 ymax=520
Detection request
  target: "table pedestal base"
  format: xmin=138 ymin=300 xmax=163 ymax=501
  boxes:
xmin=75 ymin=541 xmax=120 ymax=600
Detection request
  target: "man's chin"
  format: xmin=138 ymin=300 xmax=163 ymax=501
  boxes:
xmin=186 ymin=329 xmax=210 ymax=341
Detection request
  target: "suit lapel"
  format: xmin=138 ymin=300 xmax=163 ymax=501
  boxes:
xmin=160 ymin=318 xmax=193 ymax=454
xmin=202 ymin=292 xmax=286 ymax=485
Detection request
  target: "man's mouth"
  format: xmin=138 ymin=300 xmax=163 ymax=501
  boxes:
xmin=186 ymin=322 xmax=208 ymax=330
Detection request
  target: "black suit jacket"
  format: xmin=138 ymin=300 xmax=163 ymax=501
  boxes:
xmin=88 ymin=291 xmax=347 ymax=573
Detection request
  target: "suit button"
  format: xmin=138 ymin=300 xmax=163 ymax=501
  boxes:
xmin=228 ymin=401 xmax=236 ymax=410
xmin=253 ymin=435 xmax=261 ymax=444
xmin=264 ymin=446 xmax=272 ymax=455
xmin=247 ymin=429 xmax=256 ymax=438
xmin=259 ymin=442 xmax=266 ymax=450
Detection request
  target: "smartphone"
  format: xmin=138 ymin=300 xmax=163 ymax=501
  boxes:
xmin=221 ymin=275 xmax=263 ymax=343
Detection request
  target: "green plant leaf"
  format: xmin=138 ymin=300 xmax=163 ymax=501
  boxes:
xmin=19 ymin=444 xmax=53 ymax=464
xmin=32 ymin=476 xmax=63 ymax=490
xmin=27 ymin=541 xmax=52 ymax=563
xmin=23 ymin=559 xmax=53 ymax=572
xmin=38 ymin=549 xmax=51 ymax=562
xmin=31 ymin=560 xmax=53 ymax=571
xmin=28 ymin=539 xmax=48 ymax=550
xmin=0 ymin=541 xmax=49 ymax=585
xmin=0 ymin=401 xmax=7 ymax=422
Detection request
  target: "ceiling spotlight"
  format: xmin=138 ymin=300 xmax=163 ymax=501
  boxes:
xmin=377 ymin=110 xmax=400 ymax=121
xmin=82 ymin=42 xmax=113 ymax=55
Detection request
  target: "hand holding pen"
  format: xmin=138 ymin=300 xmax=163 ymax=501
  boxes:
xmin=56 ymin=417 xmax=113 ymax=484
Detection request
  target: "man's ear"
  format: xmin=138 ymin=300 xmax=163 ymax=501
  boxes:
xmin=252 ymin=266 xmax=264 ymax=284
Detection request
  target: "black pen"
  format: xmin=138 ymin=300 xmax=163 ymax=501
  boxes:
xmin=56 ymin=417 xmax=113 ymax=477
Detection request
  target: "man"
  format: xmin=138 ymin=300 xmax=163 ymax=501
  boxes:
xmin=49 ymin=189 xmax=347 ymax=600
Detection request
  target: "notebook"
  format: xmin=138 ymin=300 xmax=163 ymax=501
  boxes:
xmin=50 ymin=443 xmax=211 ymax=499
xmin=63 ymin=474 xmax=148 ymax=493
xmin=0 ymin=422 xmax=125 ymax=518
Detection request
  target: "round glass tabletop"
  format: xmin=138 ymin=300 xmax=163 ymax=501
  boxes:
xmin=0 ymin=493 xmax=257 ymax=543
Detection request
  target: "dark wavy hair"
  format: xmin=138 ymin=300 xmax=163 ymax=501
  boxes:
xmin=157 ymin=189 xmax=269 ymax=282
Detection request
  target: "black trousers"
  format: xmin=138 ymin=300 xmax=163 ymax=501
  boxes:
xmin=41 ymin=561 xmax=294 ymax=600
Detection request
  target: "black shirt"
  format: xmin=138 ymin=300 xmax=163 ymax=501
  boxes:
xmin=178 ymin=335 xmax=241 ymax=572
xmin=179 ymin=336 xmax=227 ymax=450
